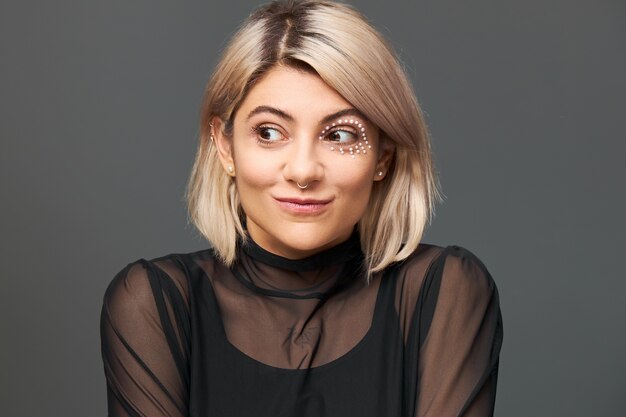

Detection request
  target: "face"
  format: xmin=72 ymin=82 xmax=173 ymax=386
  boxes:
xmin=214 ymin=66 xmax=393 ymax=259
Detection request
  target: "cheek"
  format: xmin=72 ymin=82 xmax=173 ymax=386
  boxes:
xmin=231 ymin=147 xmax=283 ymax=224
xmin=331 ymin=162 xmax=376 ymax=203
xmin=232 ymin=145 xmax=278 ymax=190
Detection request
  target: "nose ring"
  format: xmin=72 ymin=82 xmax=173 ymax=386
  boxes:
xmin=297 ymin=182 xmax=309 ymax=189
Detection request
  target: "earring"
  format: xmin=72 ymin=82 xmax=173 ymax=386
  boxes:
xmin=228 ymin=166 xmax=234 ymax=173
xmin=378 ymin=171 xmax=383 ymax=176
xmin=209 ymin=122 xmax=215 ymax=142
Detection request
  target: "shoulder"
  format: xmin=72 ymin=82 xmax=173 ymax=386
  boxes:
xmin=398 ymin=243 xmax=495 ymax=281
xmin=433 ymin=245 xmax=497 ymax=298
xmin=393 ymin=243 xmax=498 ymax=308
xmin=101 ymin=253 xmax=198 ymax=374
xmin=103 ymin=248 xmax=216 ymax=313
xmin=391 ymin=243 xmax=445 ymax=299
xmin=391 ymin=243 xmax=500 ymax=341
xmin=102 ymin=261 xmax=154 ymax=318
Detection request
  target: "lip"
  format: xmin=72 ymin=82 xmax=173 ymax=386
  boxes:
xmin=274 ymin=197 xmax=333 ymax=215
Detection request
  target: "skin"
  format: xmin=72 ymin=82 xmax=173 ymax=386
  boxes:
xmin=214 ymin=65 xmax=394 ymax=259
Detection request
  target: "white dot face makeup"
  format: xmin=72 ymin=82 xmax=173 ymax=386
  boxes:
xmin=318 ymin=118 xmax=372 ymax=159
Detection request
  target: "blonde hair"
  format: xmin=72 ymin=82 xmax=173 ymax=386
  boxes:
xmin=186 ymin=0 xmax=442 ymax=279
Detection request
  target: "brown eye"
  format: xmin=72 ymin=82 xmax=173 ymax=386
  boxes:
xmin=326 ymin=129 xmax=357 ymax=145
xmin=255 ymin=126 xmax=284 ymax=142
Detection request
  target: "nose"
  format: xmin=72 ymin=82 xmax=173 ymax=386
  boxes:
xmin=282 ymin=135 xmax=324 ymax=188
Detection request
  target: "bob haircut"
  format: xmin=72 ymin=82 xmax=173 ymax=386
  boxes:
xmin=186 ymin=0 xmax=442 ymax=280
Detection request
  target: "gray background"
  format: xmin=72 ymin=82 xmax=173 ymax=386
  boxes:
xmin=1 ymin=0 xmax=624 ymax=416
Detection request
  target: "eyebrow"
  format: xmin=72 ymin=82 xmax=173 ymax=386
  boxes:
xmin=246 ymin=105 xmax=294 ymax=122
xmin=320 ymin=108 xmax=367 ymax=125
xmin=246 ymin=106 xmax=368 ymax=126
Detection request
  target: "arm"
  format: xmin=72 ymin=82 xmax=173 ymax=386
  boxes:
xmin=100 ymin=259 xmax=190 ymax=417
xmin=412 ymin=246 xmax=503 ymax=417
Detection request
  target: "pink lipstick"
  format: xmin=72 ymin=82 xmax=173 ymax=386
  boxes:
xmin=274 ymin=197 xmax=332 ymax=214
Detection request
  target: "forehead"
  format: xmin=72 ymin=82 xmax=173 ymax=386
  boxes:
xmin=236 ymin=66 xmax=356 ymax=123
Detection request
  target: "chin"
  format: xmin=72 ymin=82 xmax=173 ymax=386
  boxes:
xmin=245 ymin=214 xmax=357 ymax=259
xmin=274 ymin=227 xmax=350 ymax=257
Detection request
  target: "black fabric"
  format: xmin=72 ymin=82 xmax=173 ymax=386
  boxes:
xmin=101 ymin=237 xmax=503 ymax=417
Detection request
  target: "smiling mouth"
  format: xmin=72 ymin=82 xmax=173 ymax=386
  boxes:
xmin=274 ymin=197 xmax=333 ymax=214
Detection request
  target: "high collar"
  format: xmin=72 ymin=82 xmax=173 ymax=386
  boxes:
xmin=232 ymin=229 xmax=364 ymax=299
xmin=240 ymin=229 xmax=363 ymax=272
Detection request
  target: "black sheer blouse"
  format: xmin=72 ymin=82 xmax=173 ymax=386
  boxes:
xmin=100 ymin=232 xmax=503 ymax=417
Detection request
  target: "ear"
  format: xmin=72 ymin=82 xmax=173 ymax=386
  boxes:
xmin=211 ymin=117 xmax=236 ymax=177
xmin=373 ymin=138 xmax=395 ymax=182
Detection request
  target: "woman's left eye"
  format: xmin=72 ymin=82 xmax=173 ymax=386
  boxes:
xmin=324 ymin=129 xmax=357 ymax=144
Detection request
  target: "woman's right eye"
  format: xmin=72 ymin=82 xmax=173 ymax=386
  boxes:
xmin=254 ymin=126 xmax=285 ymax=143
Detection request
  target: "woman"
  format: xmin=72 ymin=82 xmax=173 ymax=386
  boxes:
xmin=100 ymin=1 xmax=503 ymax=416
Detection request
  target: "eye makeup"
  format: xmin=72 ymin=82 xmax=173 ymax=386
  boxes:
xmin=318 ymin=118 xmax=371 ymax=159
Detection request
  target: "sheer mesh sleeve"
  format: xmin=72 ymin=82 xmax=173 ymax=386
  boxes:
xmin=413 ymin=246 xmax=503 ymax=417
xmin=100 ymin=258 xmax=191 ymax=417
